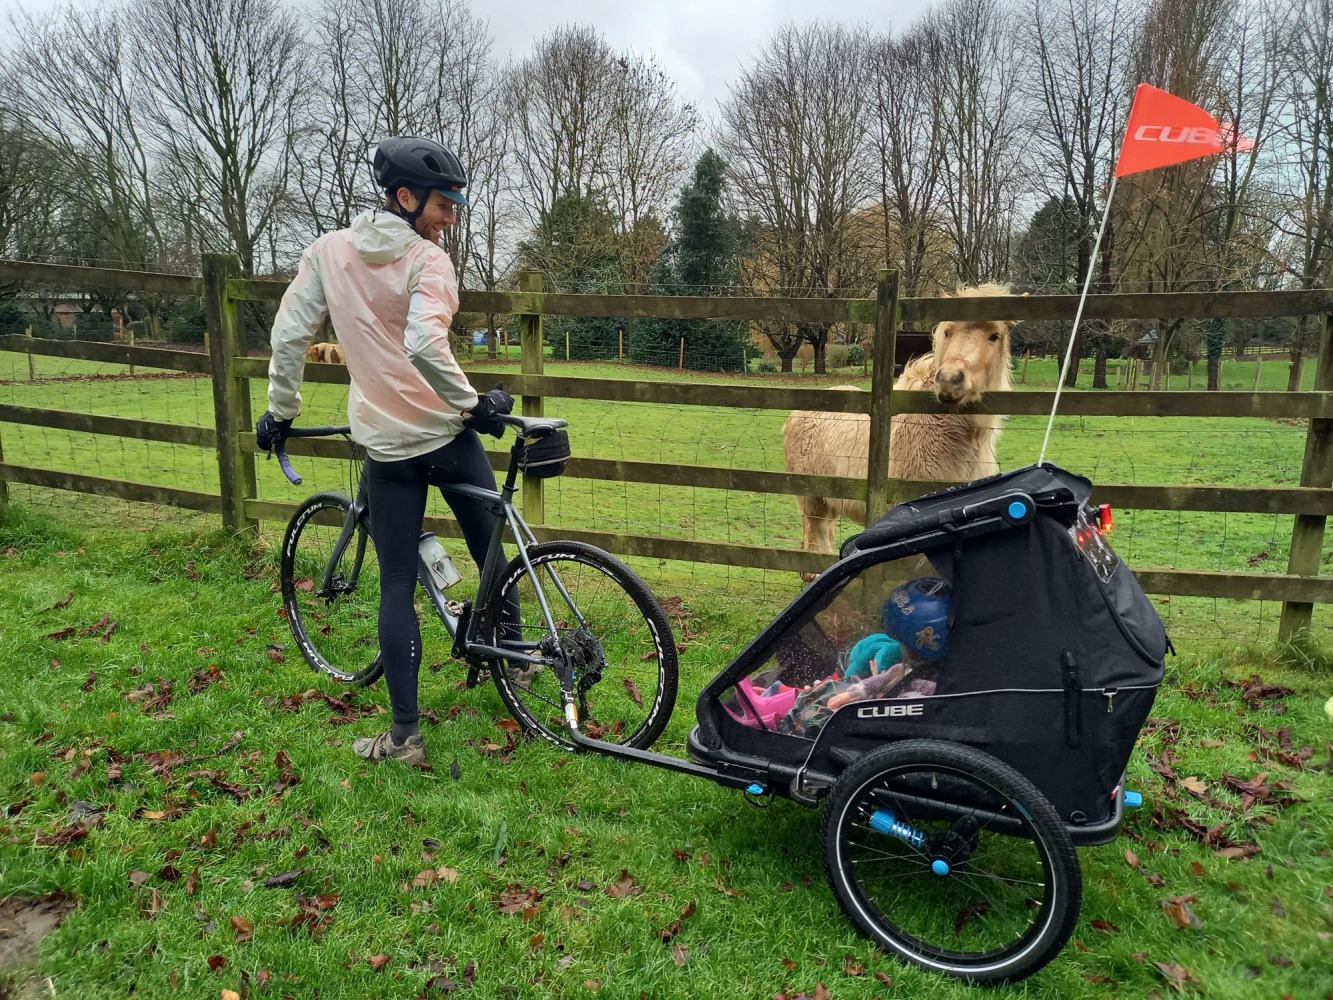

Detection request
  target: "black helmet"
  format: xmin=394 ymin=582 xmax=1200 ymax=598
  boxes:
xmin=373 ymin=136 xmax=469 ymax=207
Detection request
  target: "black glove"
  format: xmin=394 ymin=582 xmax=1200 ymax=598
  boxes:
xmin=464 ymin=385 xmax=514 ymax=438
xmin=256 ymin=410 xmax=293 ymax=453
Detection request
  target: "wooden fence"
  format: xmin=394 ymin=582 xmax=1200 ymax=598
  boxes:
xmin=1 ymin=255 xmax=1331 ymax=641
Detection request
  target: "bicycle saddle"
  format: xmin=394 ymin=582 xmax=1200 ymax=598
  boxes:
xmin=499 ymin=414 xmax=568 ymax=436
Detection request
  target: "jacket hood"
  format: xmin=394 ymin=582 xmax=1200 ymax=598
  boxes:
xmin=350 ymin=210 xmax=421 ymax=264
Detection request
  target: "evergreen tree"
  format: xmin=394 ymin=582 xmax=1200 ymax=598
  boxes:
xmin=631 ymin=150 xmax=752 ymax=372
xmin=518 ymin=193 xmax=625 ymax=360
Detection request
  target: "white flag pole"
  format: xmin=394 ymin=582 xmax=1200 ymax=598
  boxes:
xmin=1038 ymin=172 xmax=1120 ymax=466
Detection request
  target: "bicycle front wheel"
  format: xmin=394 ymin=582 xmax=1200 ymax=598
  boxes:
xmin=484 ymin=541 xmax=678 ymax=750
xmin=281 ymin=490 xmax=383 ymax=686
xmin=820 ymin=740 xmax=1081 ymax=983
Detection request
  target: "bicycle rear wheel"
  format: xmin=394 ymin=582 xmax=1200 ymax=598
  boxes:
xmin=820 ymin=740 xmax=1081 ymax=983
xmin=484 ymin=541 xmax=677 ymax=750
xmin=281 ymin=491 xmax=383 ymax=685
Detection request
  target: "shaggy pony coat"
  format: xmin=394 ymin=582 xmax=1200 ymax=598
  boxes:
xmin=783 ymin=284 xmax=1016 ymax=559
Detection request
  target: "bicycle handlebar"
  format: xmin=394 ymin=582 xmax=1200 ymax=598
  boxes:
xmin=270 ymin=414 xmax=544 ymax=485
xmin=270 ymin=425 xmax=352 ymax=486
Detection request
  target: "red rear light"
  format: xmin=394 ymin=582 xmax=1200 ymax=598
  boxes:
xmin=1097 ymin=503 xmax=1114 ymax=534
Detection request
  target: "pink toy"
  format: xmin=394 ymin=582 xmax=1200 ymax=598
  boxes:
xmin=725 ymin=678 xmax=799 ymax=729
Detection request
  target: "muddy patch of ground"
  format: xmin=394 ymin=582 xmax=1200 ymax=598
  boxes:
xmin=0 ymin=894 xmax=76 ymax=992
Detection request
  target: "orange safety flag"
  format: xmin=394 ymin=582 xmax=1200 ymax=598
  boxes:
xmin=1114 ymin=83 xmax=1255 ymax=178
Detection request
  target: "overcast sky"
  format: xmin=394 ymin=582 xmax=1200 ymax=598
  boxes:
xmin=0 ymin=0 xmax=935 ymax=115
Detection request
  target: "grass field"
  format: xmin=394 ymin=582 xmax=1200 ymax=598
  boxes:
xmin=1 ymin=494 xmax=1331 ymax=999
xmin=1 ymin=346 xmax=1332 ymax=996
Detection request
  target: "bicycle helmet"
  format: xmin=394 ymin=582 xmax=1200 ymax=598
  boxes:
xmin=373 ymin=136 xmax=470 ymax=207
xmin=880 ymin=577 xmax=951 ymax=662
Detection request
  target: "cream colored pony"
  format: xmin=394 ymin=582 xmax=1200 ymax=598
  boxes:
xmin=783 ymin=284 xmax=1017 ymax=563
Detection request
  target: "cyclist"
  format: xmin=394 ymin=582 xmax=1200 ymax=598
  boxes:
xmin=255 ymin=135 xmax=515 ymax=766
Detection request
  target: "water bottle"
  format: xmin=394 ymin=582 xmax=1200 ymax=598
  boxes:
xmin=418 ymin=532 xmax=461 ymax=590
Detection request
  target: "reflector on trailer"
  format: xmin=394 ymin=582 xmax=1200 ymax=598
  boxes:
xmin=1098 ymin=504 xmax=1114 ymax=534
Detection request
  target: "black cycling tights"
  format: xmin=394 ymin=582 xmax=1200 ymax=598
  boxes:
xmin=364 ymin=432 xmax=519 ymax=729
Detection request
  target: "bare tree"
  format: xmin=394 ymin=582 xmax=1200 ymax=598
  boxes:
xmin=1200 ymin=0 xmax=1287 ymax=389
xmin=718 ymin=22 xmax=873 ymax=374
xmin=1271 ymin=0 xmax=1333 ymax=390
xmin=605 ymin=54 xmax=699 ymax=291
xmin=291 ymin=0 xmax=368 ymax=236
xmin=505 ymin=25 xmax=618 ymax=233
xmin=867 ymin=26 xmax=950 ymax=296
xmin=1022 ymin=0 xmax=1143 ymax=386
xmin=0 ymin=99 xmax=59 ymax=301
xmin=928 ymin=0 xmax=1027 ymax=285
xmin=2 ymin=7 xmax=179 ymax=331
xmin=134 ymin=0 xmax=309 ymax=276
xmin=1115 ymin=0 xmax=1278 ymax=389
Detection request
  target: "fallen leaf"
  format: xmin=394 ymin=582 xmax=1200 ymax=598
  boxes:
xmin=1162 ymin=896 xmax=1202 ymax=930
xmin=231 ymin=915 xmax=254 ymax=942
xmin=623 ymin=677 xmax=642 ymax=706
xmin=127 ymin=870 xmax=152 ymax=886
xmin=141 ymin=887 xmax=163 ymax=919
xmin=30 ymin=771 xmax=47 ymax=786
xmin=221 ymin=991 xmax=241 ymax=1000
xmin=874 ymin=971 xmax=893 ymax=986
xmin=368 ymin=953 xmax=391 ymax=970
xmin=842 ymin=955 xmax=865 ymax=976
xmin=670 ymin=941 xmax=689 ymax=966
xmin=1153 ymin=960 xmax=1200 ymax=991
xmin=606 ymin=869 xmax=643 ymax=898
xmin=46 ymin=591 xmax=75 ymax=611
xmin=1091 ymin=919 xmax=1122 ymax=934
xmin=1125 ymin=848 xmax=1139 ymax=868
xmin=1180 ymin=776 xmax=1208 ymax=796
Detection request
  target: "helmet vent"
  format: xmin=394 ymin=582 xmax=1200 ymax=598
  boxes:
xmin=422 ymin=154 xmax=441 ymax=171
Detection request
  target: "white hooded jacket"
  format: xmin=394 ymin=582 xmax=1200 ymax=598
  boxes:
xmin=266 ymin=211 xmax=480 ymax=462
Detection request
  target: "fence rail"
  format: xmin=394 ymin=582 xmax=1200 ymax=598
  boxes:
xmin=1 ymin=255 xmax=1331 ymax=639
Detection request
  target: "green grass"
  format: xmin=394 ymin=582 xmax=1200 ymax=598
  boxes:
xmin=0 ymin=501 xmax=1331 ymax=998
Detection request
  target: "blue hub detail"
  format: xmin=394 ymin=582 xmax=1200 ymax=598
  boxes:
xmin=746 ymin=783 xmax=766 ymax=796
xmin=931 ymin=859 xmax=951 ymax=876
xmin=1123 ymin=790 xmax=1143 ymax=808
xmin=1008 ymin=500 xmax=1029 ymax=520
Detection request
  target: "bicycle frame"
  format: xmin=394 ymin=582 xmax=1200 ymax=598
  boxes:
xmin=312 ymin=432 xmax=581 ymax=675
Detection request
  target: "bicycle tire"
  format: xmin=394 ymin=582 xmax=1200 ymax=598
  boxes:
xmin=820 ymin=740 xmax=1081 ymax=984
xmin=483 ymin=540 xmax=678 ymax=751
xmin=281 ymin=490 xmax=384 ymax=686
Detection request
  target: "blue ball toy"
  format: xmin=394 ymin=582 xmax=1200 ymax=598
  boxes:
xmin=881 ymin=577 xmax=951 ymax=662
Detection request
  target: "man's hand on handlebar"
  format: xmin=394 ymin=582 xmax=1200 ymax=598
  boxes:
xmin=463 ymin=384 xmax=514 ymax=439
xmin=256 ymin=410 xmax=293 ymax=453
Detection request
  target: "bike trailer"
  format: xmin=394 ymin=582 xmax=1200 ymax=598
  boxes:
xmin=696 ymin=464 xmax=1168 ymax=838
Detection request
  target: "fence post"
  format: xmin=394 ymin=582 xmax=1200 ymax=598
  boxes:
xmin=864 ymin=269 xmax=900 ymax=526
xmin=1280 ymin=312 xmax=1333 ymax=641
xmin=202 ymin=253 xmax=259 ymax=537
xmin=25 ymin=325 xmax=35 ymax=380
xmin=518 ymin=271 xmax=545 ymax=526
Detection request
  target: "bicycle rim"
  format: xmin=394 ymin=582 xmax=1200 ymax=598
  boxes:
xmin=486 ymin=541 xmax=677 ymax=750
xmin=822 ymin=742 xmax=1079 ymax=982
xmin=281 ymin=492 xmax=383 ymax=685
